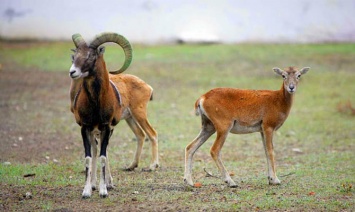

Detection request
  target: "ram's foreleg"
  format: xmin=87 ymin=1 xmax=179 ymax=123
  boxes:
xmin=81 ymin=126 xmax=93 ymax=198
xmin=98 ymin=125 xmax=111 ymax=198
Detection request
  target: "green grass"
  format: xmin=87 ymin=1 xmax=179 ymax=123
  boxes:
xmin=0 ymin=41 xmax=354 ymax=211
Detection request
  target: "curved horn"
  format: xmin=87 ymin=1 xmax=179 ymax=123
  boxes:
xmin=72 ymin=33 xmax=86 ymax=48
xmin=89 ymin=32 xmax=133 ymax=74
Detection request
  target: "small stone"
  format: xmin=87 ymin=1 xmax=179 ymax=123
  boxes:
xmin=45 ymin=156 xmax=50 ymax=160
xmin=3 ymin=161 xmax=11 ymax=165
xmin=292 ymin=148 xmax=303 ymax=153
xmin=18 ymin=136 xmax=23 ymax=141
xmin=53 ymin=159 xmax=59 ymax=163
xmin=12 ymin=143 xmax=18 ymax=147
xmin=25 ymin=192 xmax=32 ymax=199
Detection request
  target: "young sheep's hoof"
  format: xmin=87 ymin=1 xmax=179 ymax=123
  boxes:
xmin=184 ymin=178 xmax=194 ymax=187
xmin=268 ymin=176 xmax=281 ymax=185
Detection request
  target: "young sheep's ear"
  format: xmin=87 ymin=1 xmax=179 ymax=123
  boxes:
xmin=98 ymin=46 xmax=105 ymax=55
xmin=273 ymin=67 xmax=283 ymax=76
xmin=300 ymin=67 xmax=310 ymax=75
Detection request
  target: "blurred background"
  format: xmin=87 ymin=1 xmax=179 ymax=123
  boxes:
xmin=1 ymin=0 xmax=355 ymax=44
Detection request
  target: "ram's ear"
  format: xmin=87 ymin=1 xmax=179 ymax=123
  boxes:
xmin=98 ymin=46 xmax=105 ymax=55
xmin=300 ymin=67 xmax=310 ymax=75
xmin=273 ymin=67 xmax=283 ymax=76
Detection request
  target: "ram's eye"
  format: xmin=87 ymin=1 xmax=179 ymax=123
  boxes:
xmin=71 ymin=55 xmax=74 ymax=62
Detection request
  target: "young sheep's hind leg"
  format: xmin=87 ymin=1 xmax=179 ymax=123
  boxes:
xmin=184 ymin=115 xmax=215 ymax=186
xmin=210 ymin=129 xmax=237 ymax=188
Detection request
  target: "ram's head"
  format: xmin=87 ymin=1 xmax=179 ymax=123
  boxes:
xmin=69 ymin=32 xmax=133 ymax=79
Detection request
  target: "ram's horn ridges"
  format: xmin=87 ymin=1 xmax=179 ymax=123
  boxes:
xmin=89 ymin=32 xmax=132 ymax=74
xmin=72 ymin=33 xmax=86 ymax=47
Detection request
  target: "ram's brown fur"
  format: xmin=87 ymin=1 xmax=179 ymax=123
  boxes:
xmin=69 ymin=33 xmax=158 ymax=198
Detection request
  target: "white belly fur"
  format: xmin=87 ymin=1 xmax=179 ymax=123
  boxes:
xmin=229 ymin=120 xmax=262 ymax=134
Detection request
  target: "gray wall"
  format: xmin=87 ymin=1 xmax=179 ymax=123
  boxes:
xmin=1 ymin=0 xmax=355 ymax=43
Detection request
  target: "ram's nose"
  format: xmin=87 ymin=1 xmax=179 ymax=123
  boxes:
xmin=69 ymin=70 xmax=76 ymax=77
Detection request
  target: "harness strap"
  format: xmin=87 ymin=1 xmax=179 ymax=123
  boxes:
xmin=73 ymin=85 xmax=82 ymax=109
xmin=109 ymin=80 xmax=122 ymax=106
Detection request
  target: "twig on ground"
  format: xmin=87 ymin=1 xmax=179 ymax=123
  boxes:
xmin=204 ymin=168 xmax=219 ymax=179
xmin=280 ymin=172 xmax=296 ymax=177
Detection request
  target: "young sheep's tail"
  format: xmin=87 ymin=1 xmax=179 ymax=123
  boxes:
xmin=194 ymin=98 xmax=203 ymax=116
xmin=149 ymin=86 xmax=154 ymax=101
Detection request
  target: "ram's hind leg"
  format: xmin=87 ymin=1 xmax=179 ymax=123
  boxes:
xmin=131 ymin=108 xmax=159 ymax=171
xmin=90 ymin=136 xmax=98 ymax=191
xmin=124 ymin=117 xmax=145 ymax=171
xmin=104 ymin=129 xmax=114 ymax=189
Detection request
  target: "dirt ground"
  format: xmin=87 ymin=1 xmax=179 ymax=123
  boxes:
xmin=0 ymin=63 xmax=80 ymax=164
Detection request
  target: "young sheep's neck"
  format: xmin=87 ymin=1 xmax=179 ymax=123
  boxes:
xmin=280 ymin=83 xmax=294 ymax=116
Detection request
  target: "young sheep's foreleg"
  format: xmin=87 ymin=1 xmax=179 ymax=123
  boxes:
xmin=98 ymin=125 xmax=111 ymax=198
xmin=81 ymin=126 xmax=93 ymax=198
xmin=210 ymin=130 xmax=237 ymax=188
xmin=261 ymin=129 xmax=281 ymax=185
xmin=124 ymin=117 xmax=145 ymax=171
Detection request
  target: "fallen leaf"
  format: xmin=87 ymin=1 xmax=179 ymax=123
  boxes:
xmin=308 ymin=191 xmax=315 ymax=195
xmin=194 ymin=182 xmax=202 ymax=188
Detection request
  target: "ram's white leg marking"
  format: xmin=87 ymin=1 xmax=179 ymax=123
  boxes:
xmin=99 ymin=156 xmax=108 ymax=197
xmin=82 ymin=157 xmax=92 ymax=198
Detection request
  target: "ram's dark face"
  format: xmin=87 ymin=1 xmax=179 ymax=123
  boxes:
xmin=69 ymin=45 xmax=97 ymax=79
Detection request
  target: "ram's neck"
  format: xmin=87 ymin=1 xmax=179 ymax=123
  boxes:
xmin=83 ymin=62 xmax=110 ymax=104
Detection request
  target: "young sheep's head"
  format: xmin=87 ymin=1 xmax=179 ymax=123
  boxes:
xmin=273 ymin=67 xmax=310 ymax=94
xmin=69 ymin=33 xmax=133 ymax=80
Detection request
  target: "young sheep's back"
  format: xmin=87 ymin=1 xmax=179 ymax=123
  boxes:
xmin=198 ymin=87 xmax=283 ymax=124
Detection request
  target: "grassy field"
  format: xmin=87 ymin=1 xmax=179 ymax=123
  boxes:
xmin=0 ymin=41 xmax=354 ymax=211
